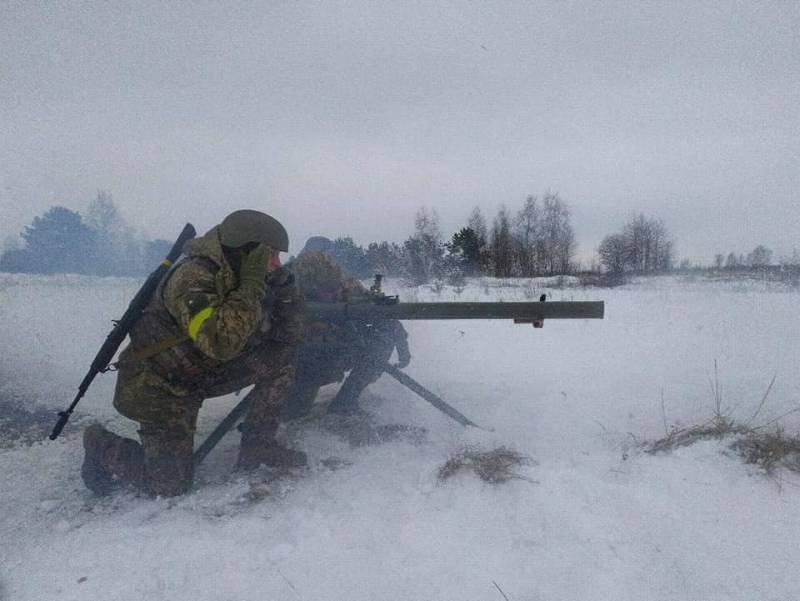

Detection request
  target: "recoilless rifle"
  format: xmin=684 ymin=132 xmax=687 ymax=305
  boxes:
xmin=193 ymin=275 xmax=604 ymax=465
xmin=306 ymin=274 xmax=604 ymax=323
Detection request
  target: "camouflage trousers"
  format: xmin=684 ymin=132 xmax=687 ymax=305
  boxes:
xmin=286 ymin=322 xmax=397 ymax=417
xmin=92 ymin=340 xmax=298 ymax=497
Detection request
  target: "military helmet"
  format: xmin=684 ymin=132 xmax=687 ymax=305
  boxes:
xmin=219 ymin=209 xmax=289 ymax=252
xmin=301 ymin=235 xmax=334 ymax=254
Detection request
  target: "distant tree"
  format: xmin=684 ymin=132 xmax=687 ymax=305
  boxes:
xmin=725 ymin=252 xmax=739 ymax=269
xmin=84 ymin=191 xmax=142 ymax=275
xmin=540 ymin=192 xmax=576 ymax=275
xmin=467 ymin=206 xmax=488 ymax=247
xmin=466 ymin=206 xmax=489 ymax=272
xmin=597 ymin=233 xmax=627 ymax=273
xmin=596 ymin=213 xmax=673 ymax=274
xmin=365 ymin=241 xmax=404 ymax=278
xmin=0 ymin=248 xmax=26 ymax=272
xmin=714 ymin=253 xmax=724 ymax=269
xmin=628 ymin=214 xmax=672 ymax=273
xmin=514 ymin=195 xmax=542 ymax=276
xmin=0 ymin=236 xmax=25 ymax=272
xmin=13 ymin=207 xmax=96 ymax=274
xmin=489 ymin=205 xmax=513 ymax=277
xmin=447 ymin=227 xmax=483 ymax=275
xmin=328 ymin=237 xmax=369 ymax=278
xmin=746 ymin=245 xmax=773 ymax=268
xmin=404 ymin=207 xmax=445 ymax=284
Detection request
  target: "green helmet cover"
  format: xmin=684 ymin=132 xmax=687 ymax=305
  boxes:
xmin=219 ymin=209 xmax=289 ymax=252
xmin=302 ymin=236 xmax=334 ymax=254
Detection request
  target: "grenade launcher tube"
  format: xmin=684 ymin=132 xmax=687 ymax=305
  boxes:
xmin=306 ymin=300 xmax=604 ymax=322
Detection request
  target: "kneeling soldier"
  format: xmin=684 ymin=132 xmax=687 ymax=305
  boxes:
xmin=82 ymin=209 xmax=306 ymax=497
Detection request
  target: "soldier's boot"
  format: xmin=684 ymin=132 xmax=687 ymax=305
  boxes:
xmin=236 ymin=368 xmax=307 ymax=470
xmin=138 ymin=423 xmax=195 ymax=497
xmin=81 ymin=424 xmax=144 ymax=495
xmin=236 ymin=376 xmax=307 ymax=470
xmin=326 ymin=371 xmax=371 ymax=415
xmin=236 ymin=429 xmax=308 ymax=470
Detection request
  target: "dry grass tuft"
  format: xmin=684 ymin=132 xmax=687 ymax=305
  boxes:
xmin=733 ymin=429 xmax=800 ymax=474
xmin=645 ymin=415 xmax=749 ymax=455
xmin=438 ymin=445 xmax=534 ymax=484
xmin=0 ymin=398 xmax=55 ymax=448
xmin=647 ymin=421 xmax=800 ymax=476
xmin=645 ymin=363 xmax=800 ymax=475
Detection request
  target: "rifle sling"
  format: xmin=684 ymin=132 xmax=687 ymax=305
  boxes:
xmin=115 ymin=333 xmax=190 ymax=367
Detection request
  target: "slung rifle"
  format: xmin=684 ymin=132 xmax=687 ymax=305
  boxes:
xmin=49 ymin=224 xmax=197 ymax=440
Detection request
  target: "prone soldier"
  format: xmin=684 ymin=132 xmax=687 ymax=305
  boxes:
xmin=284 ymin=238 xmax=410 ymax=418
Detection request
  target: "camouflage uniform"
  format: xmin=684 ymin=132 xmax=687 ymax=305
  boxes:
xmin=285 ymin=251 xmax=409 ymax=417
xmin=85 ymin=226 xmax=304 ymax=497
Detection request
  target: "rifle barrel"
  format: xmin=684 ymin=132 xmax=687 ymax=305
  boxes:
xmin=306 ymin=300 xmax=604 ymax=322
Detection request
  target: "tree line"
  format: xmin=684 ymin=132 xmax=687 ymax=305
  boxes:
xmin=0 ymin=191 xmax=583 ymax=282
xmin=311 ymin=193 xmax=578 ymax=284
xmin=324 ymin=197 xmax=680 ymax=283
xmin=0 ymin=192 xmax=171 ymax=276
xmin=9 ymin=189 xmax=789 ymax=282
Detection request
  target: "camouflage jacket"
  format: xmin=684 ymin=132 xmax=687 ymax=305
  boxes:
xmin=289 ymin=251 xmax=368 ymax=303
xmin=288 ymin=251 xmax=366 ymax=346
xmin=123 ymin=226 xmax=298 ymax=389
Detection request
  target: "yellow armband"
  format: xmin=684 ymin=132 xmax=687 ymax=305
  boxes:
xmin=188 ymin=307 xmax=215 ymax=341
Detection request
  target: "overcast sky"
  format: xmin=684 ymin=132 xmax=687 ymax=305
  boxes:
xmin=2 ymin=1 xmax=798 ymax=262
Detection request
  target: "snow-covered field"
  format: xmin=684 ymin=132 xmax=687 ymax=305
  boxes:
xmin=1 ymin=273 xmax=799 ymax=601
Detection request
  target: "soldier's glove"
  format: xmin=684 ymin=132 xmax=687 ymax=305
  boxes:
xmin=239 ymin=244 xmax=271 ymax=296
xmin=265 ymin=269 xmax=305 ymax=345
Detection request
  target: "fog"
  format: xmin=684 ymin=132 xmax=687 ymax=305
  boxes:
xmin=2 ymin=1 xmax=798 ymax=261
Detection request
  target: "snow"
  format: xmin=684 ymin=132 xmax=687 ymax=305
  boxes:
xmin=2 ymin=273 xmax=800 ymax=600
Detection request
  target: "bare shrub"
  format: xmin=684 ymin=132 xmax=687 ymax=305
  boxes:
xmin=438 ymin=445 xmax=534 ymax=484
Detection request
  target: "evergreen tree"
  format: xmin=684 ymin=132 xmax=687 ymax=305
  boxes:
xmin=365 ymin=241 xmax=404 ymax=277
xmin=447 ymin=227 xmax=483 ymax=275
xmin=329 ymin=237 xmax=370 ymax=278
xmin=18 ymin=207 xmax=96 ymax=274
